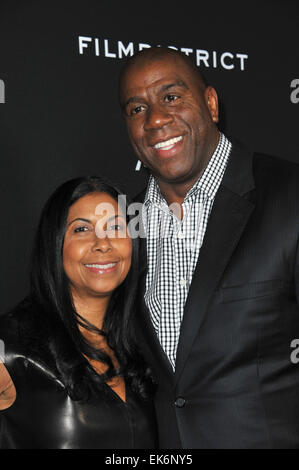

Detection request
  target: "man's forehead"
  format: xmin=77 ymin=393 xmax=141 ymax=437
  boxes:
xmin=128 ymin=53 xmax=190 ymax=76
xmin=122 ymin=60 xmax=194 ymax=95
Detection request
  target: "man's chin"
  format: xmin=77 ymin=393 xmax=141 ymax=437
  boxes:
xmin=155 ymin=167 xmax=199 ymax=185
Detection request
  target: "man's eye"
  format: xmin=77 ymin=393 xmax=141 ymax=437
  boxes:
xmin=130 ymin=105 xmax=145 ymax=115
xmin=165 ymin=94 xmax=179 ymax=103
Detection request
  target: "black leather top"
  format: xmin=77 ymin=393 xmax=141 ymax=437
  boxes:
xmin=0 ymin=310 xmax=158 ymax=449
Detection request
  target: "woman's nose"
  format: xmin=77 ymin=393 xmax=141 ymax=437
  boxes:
xmin=91 ymin=233 xmax=112 ymax=252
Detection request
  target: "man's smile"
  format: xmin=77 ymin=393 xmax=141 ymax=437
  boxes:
xmin=153 ymin=135 xmax=183 ymax=150
xmin=151 ymin=135 xmax=185 ymax=159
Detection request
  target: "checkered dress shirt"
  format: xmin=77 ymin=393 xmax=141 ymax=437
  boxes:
xmin=142 ymin=133 xmax=232 ymax=370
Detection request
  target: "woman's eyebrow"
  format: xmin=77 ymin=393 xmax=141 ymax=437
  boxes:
xmin=106 ymin=214 xmax=125 ymax=223
xmin=67 ymin=217 xmax=91 ymax=227
xmin=68 ymin=215 xmax=126 ymax=226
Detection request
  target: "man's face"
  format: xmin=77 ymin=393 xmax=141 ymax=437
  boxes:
xmin=120 ymin=54 xmax=219 ymax=186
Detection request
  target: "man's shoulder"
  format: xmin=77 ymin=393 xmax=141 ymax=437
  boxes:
xmin=252 ymin=151 xmax=299 ymax=190
xmin=229 ymin=137 xmax=299 ymax=191
xmin=253 ymin=150 xmax=299 ymax=173
xmin=230 ymin=137 xmax=299 ymax=175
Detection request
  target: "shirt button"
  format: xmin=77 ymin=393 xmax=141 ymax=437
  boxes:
xmin=177 ymin=231 xmax=184 ymax=239
xmin=175 ymin=397 xmax=186 ymax=408
xmin=180 ymin=279 xmax=187 ymax=287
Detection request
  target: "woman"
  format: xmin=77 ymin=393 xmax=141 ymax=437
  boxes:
xmin=0 ymin=176 xmax=157 ymax=449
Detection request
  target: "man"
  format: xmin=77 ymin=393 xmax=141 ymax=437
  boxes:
xmin=119 ymin=47 xmax=299 ymax=449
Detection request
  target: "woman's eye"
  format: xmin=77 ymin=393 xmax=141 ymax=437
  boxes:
xmin=74 ymin=226 xmax=89 ymax=233
xmin=108 ymin=224 xmax=125 ymax=231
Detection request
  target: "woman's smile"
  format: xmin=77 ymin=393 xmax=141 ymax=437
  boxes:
xmin=84 ymin=261 xmax=119 ymax=275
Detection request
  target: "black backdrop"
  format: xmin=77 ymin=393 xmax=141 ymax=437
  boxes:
xmin=0 ymin=0 xmax=298 ymax=314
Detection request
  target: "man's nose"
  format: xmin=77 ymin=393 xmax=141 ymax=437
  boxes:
xmin=144 ymin=104 xmax=174 ymax=131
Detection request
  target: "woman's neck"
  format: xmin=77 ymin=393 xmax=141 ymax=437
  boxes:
xmin=71 ymin=289 xmax=111 ymax=332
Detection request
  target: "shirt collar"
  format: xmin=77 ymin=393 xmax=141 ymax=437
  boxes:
xmin=144 ymin=132 xmax=231 ymax=206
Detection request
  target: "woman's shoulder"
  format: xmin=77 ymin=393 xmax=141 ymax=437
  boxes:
xmin=0 ymin=298 xmax=61 ymax=386
xmin=0 ymin=297 xmax=46 ymax=355
xmin=0 ymin=298 xmax=54 ymax=410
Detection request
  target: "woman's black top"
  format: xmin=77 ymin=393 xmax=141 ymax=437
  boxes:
xmin=0 ymin=307 xmax=158 ymax=449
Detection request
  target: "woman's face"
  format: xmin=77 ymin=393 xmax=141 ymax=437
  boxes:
xmin=63 ymin=192 xmax=132 ymax=301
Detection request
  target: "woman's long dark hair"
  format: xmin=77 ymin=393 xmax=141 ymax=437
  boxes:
xmin=24 ymin=176 xmax=153 ymax=402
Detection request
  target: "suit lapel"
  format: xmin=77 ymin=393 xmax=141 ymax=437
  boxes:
xmin=174 ymin=140 xmax=256 ymax=384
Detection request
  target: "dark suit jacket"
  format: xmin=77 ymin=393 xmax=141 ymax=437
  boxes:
xmin=135 ymin=139 xmax=299 ymax=449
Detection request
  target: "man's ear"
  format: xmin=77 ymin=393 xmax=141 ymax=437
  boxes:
xmin=205 ymin=86 xmax=219 ymax=123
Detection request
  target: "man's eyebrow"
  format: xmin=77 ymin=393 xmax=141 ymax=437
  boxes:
xmin=124 ymin=96 xmax=144 ymax=108
xmin=160 ymin=81 xmax=188 ymax=92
